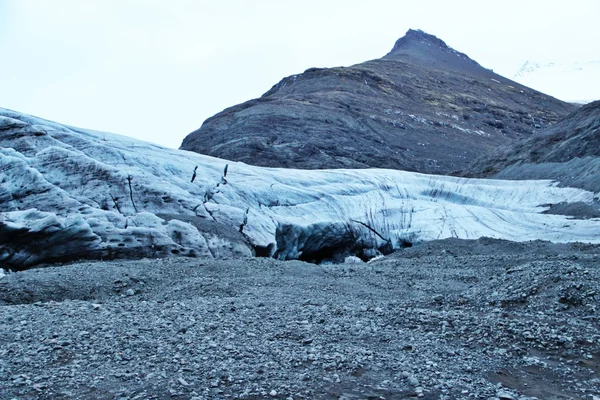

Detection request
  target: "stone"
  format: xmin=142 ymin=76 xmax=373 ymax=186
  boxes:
xmin=178 ymin=378 xmax=189 ymax=386
xmin=497 ymin=390 xmax=516 ymax=400
xmin=407 ymin=376 xmax=419 ymax=386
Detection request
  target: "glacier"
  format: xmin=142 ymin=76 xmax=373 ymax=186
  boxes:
xmin=1 ymin=107 xmax=600 ymax=269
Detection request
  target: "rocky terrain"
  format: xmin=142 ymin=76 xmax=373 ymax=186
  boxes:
xmin=1 ymin=238 xmax=599 ymax=400
xmin=180 ymin=30 xmax=574 ymax=174
xmin=463 ymin=100 xmax=600 ymax=195
xmin=2 ymin=29 xmax=600 ymax=400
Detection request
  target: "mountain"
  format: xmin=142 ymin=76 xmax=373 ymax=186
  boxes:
xmin=180 ymin=29 xmax=575 ymax=174
xmin=2 ymin=107 xmax=599 ymax=269
xmin=462 ymin=100 xmax=600 ymax=197
xmin=512 ymin=61 xmax=600 ymax=104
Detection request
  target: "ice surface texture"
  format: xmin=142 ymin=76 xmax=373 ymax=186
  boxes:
xmin=1 ymin=108 xmax=599 ymax=269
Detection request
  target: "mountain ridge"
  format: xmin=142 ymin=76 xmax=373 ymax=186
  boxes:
xmin=462 ymin=100 xmax=600 ymax=194
xmin=383 ymin=29 xmax=483 ymax=74
xmin=181 ymin=29 xmax=574 ymax=174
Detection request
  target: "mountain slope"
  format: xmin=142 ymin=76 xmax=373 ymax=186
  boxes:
xmin=181 ymin=29 xmax=574 ymax=174
xmin=2 ymin=108 xmax=600 ymax=269
xmin=463 ymin=100 xmax=600 ymax=195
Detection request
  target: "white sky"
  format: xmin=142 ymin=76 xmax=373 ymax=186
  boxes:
xmin=1 ymin=0 xmax=599 ymax=149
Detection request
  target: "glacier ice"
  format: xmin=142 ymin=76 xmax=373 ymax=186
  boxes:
xmin=1 ymin=107 xmax=599 ymax=269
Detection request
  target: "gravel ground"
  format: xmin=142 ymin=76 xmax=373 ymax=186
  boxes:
xmin=1 ymin=239 xmax=599 ymax=400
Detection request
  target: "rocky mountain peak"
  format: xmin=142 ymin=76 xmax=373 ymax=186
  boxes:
xmin=181 ymin=31 xmax=575 ymax=174
xmin=388 ymin=29 xmax=451 ymax=54
xmin=383 ymin=29 xmax=481 ymax=71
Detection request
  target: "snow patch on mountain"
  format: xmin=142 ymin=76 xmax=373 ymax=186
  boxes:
xmin=513 ymin=61 xmax=600 ymax=103
xmin=1 ymin=107 xmax=600 ymax=269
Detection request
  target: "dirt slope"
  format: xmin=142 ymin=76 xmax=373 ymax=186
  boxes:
xmin=463 ymin=100 xmax=600 ymax=194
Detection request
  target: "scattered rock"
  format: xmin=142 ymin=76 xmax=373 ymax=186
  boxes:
xmin=407 ymin=376 xmax=419 ymax=387
xmin=1 ymin=239 xmax=599 ymax=399
xmin=497 ymin=390 xmax=516 ymax=400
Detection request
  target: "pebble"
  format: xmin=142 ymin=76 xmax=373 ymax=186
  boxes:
xmin=178 ymin=377 xmax=189 ymax=386
xmin=407 ymin=376 xmax=419 ymax=386
xmin=497 ymin=390 xmax=516 ymax=400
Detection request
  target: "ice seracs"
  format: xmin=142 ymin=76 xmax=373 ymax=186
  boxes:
xmin=1 ymin=107 xmax=600 ymax=269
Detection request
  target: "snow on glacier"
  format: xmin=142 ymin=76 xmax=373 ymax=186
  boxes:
xmin=512 ymin=61 xmax=600 ymax=103
xmin=1 ymin=107 xmax=599 ymax=269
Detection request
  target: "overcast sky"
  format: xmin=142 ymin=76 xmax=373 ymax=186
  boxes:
xmin=1 ymin=0 xmax=598 ymax=148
